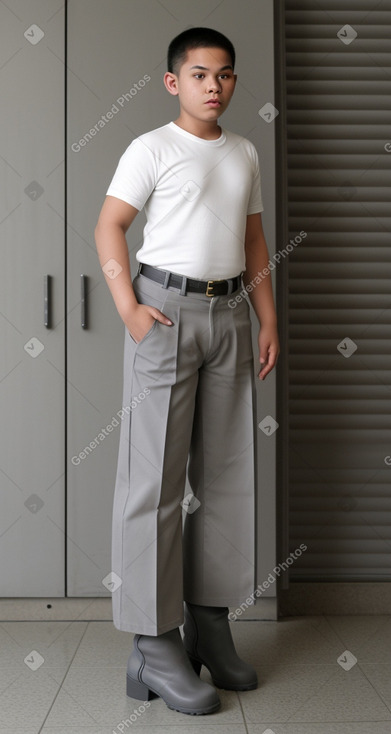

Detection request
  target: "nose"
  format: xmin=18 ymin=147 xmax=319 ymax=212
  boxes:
xmin=207 ymin=77 xmax=221 ymax=93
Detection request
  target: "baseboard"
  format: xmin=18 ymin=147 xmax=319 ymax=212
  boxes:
xmin=0 ymin=597 xmax=113 ymax=621
xmin=2 ymin=587 xmax=388 ymax=621
xmin=229 ymin=596 xmax=278 ymax=622
xmin=0 ymin=596 xmax=278 ymax=622
xmin=279 ymin=582 xmax=391 ymax=616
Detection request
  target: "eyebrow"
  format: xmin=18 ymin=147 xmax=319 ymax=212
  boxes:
xmin=189 ymin=65 xmax=233 ymax=71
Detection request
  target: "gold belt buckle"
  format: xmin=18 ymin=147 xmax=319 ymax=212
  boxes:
xmin=206 ymin=279 xmax=216 ymax=297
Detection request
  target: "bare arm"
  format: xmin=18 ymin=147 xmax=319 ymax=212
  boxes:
xmin=94 ymin=195 xmax=172 ymax=342
xmin=243 ymin=212 xmax=280 ymax=380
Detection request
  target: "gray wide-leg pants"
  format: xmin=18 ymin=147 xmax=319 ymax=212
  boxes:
xmin=111 ymin=272 xmax=257 ymax=635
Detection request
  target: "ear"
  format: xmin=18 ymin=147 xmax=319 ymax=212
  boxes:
xmin=163 ymin=71 xmax=179 ymax=96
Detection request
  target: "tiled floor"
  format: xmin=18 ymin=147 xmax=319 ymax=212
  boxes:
xmin=1 ymin=615 xmax=391 ymax=732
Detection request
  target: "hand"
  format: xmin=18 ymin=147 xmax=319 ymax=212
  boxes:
xmin=258 ymin=324 xmax=280 ymax=380
xmin=126 ymin=303 xmax=172 ymax=344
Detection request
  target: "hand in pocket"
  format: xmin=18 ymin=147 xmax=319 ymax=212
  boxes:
xmin=126 ymin=303 xmax=172 ymax=344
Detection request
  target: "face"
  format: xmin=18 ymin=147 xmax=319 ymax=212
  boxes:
xmin=164 ymin=46 xmax=237 ymax=123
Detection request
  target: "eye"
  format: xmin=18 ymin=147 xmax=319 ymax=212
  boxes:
xmin=194 ymin=74 xmax=204 ymax=79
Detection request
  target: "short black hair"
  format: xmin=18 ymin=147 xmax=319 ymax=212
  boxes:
xmin=167 ymin=27 xmax=235 ymax=77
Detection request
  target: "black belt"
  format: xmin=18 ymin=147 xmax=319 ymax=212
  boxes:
xmin=139 ymin=264 xmax=241 ymax=297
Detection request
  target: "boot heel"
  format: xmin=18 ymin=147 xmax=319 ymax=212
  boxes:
xmin=188 ymin=654 xmax=202 ymax=675
xmin=126 ymin=673 xmax=156 ymax=701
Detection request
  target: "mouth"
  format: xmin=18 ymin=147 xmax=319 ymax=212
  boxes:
xmin=205 ymin=99 xmax=221 ymax=107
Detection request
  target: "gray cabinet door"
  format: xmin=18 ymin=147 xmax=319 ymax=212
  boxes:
xmin=0 ymin=1 xmax=65 ymax=595
xmin=65 ymin=0 xmax=172 ymax=595
xmin=66 ymin=0 xmax=277 ymax=597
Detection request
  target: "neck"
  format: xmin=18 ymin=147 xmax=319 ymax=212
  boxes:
xmin=173 ymin=114 xmax=221 ymax=140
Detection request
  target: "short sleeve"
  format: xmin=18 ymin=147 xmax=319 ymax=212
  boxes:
xmin=246 ymin=144 xmax=264 ymax=215
xmin=106 ymin=137 xmax=158 ymax=210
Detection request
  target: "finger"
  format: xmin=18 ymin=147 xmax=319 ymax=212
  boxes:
xmin=259 ymin=343 xmax=269 ymax=368
xmin=258 ymin=362 xmax=273 ymax=380
xmin=149 ymin=307 xmax=173 ymax=325
xmin=258 ymin=347 xmax=279 ymax=380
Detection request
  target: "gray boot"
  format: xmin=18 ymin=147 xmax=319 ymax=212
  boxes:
xmin=183 ymin=602 xmax=258 ymax=691
xmin=126 ymin=627 xmax=220 ymax=715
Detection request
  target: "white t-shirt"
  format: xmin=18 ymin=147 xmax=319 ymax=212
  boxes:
xmin=106 ymin=121 xmax=263 ymax=279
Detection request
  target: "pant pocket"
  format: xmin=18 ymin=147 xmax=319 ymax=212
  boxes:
xmin=128 ymin=275 xmax=169 ymax=345
xmin=128 ymin=319 xmax=158 ymax=346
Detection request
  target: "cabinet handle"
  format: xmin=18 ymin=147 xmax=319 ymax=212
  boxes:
xmin=44 ymin=274 xmax=52 ymax=328
xmin=81 ymin=274 xmax=87 ymax=329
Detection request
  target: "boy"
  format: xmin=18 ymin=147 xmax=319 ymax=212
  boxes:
xmin=95 ymin=27 xmax=279 ymax=716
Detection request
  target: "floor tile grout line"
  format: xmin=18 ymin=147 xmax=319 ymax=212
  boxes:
xmin=324 ymin=613 xmax=391 ymax=658
xmin=236 ymin=689 xmax=250 ymax=733
xmin=358 ymin=661 xmax=391 ymax=717
xmin=37 ymin=620 xmax=93 ymax=734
